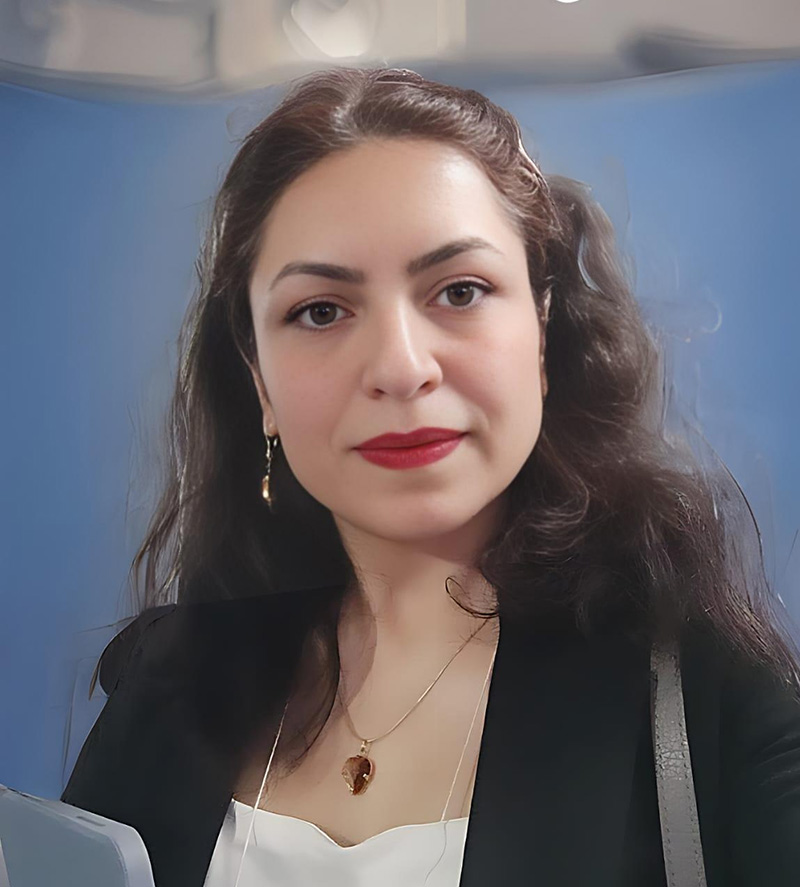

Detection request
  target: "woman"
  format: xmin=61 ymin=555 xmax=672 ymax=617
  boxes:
xmin=62 ymin=66 xmax=800 ymax=887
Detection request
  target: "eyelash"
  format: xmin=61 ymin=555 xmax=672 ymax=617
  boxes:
xmin=283 ymin=280 xmax=495 ymax=333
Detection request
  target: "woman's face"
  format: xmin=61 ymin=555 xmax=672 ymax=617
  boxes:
xmin=248 ymin=137 xmax=546 ymax=547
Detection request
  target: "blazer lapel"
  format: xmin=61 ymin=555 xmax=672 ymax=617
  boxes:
xmin=65 ymin=592 xmax=652 ymax=887
xmin=459 ymin=616 xmax=652 ymax=887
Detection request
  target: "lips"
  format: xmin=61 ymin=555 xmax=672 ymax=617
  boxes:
xmin=356 ymin=435 xmax=464 ymax=469
xmin=355 ymin=427 xmax=464 ymax=449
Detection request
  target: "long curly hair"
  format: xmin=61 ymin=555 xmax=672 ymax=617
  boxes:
xmin=128 ymin=65 xmax=799 ymax=775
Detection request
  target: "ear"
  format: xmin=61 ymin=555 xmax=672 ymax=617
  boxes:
xmin=246 ymin=359 xmax=278 ymax=437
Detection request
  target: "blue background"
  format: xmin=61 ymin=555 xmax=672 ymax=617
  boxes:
xmin=2 ymin=60 xmax=798 ymax=798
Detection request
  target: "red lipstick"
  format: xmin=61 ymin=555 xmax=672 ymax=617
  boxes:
xmin=355 ymin=427 xmax=464 ymax=449
xmin=354 ymin=427 xmax=466 ymax=470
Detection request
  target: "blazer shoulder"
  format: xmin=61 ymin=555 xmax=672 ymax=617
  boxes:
xmin=679 ymin=617 xmax=800 ymax=700
xmin=89 ymin=592 xmax=303 ymax=697
xmin=92 ymin=604 xmax=178 ymax=697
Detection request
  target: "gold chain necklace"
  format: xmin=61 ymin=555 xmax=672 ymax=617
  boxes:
xmin=337 ymin=619 xmax=490 ymax=795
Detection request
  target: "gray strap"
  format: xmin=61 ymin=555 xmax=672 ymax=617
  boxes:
xmin=0 ymin=837 xmax=11 ymax=887
xmin=650 ymin=637 xmax=708 ymax=886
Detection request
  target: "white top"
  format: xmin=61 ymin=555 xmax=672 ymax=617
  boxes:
xmin=203 ymin=800 xmax=470 ymax=887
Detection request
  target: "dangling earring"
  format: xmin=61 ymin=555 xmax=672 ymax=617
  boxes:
xmin=261 ymin=433 xmax=280 ymax=511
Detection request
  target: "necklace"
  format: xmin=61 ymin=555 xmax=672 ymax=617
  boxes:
xmin=231 ymin=622 xmax=499 ymax=887
xmin=337 ymin=618 xmax=491 ymax=796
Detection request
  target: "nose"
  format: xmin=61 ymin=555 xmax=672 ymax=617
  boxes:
xmin=359 ymin=300 xmax=444 ymax=400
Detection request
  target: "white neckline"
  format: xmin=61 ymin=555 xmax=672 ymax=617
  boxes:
xmin=231 ymin=799 xmax=469 ymax=851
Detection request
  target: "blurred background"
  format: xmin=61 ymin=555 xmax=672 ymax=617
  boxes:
xmin=1 ymin=0 xmax=799 ymax=799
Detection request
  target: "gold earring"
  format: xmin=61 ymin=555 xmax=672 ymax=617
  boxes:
xmin=261 ymin=434 xmax=280 ymax=510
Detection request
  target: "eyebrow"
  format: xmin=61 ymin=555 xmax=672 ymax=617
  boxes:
xmin=266 ymin=236 xmax=503 ymax=292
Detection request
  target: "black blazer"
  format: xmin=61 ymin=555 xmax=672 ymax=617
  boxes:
xmin=61 ymin=585 xmax=800 ymax=887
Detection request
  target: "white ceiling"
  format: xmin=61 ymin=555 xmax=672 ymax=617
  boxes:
xmin=1 ymin=0 xmax=799 ymax=100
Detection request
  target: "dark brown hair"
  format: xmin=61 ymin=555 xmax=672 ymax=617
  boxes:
xmin=129 ymin=65 xmax=800 ymax=774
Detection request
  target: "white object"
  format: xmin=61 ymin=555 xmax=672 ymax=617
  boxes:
xmin=0 ymin=784 xmax=156 ymax=887
xmin=204 ymin=800 xmax=469 ymax=886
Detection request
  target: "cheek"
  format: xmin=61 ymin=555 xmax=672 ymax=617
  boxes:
xmin=276 ymin=384 xmax=337 ymax=441
xmin=469 ymin=321 xmax=543 ymax=407
xmin=259 ymin=344 xmax=335 ymax=429
xmin=264 ymin=366 xmax=348 ymax=478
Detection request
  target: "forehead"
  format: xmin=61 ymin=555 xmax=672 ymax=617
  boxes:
xmin=251 ymin=138 xmax=519 ymax=274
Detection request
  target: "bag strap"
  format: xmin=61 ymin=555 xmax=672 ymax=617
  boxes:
xmin=650 ymin=636 xmax=708 ymax=886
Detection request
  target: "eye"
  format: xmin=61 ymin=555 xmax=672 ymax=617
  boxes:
xmin=433 ymin=280 xmax=494 ymax=310
xmin=283 ymin=301 xmax=346 ymax=330
xmin=283 ymin=279 xmax=494 ymax=333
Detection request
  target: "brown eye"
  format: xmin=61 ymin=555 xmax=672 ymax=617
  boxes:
xmin=435 ymin=280 xmax=494 ymax=309
xmin=306 ymin=304 xmax=340 ymax=326
xmin=285 ymin=301 xmax=347 ymax=330
xmin=443 ymin=282 xmax=480 ymax=306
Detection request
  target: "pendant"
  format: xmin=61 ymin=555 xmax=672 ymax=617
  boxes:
xmin=342 ymin=740 xmax=374 ymax=795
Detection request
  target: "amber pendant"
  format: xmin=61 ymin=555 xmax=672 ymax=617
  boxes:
xmin=342 ymin=740 xmax=374 ymax=795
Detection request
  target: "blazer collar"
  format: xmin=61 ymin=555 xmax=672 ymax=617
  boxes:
xmin=101 ymin=591 xmax=651 ymax=887
xmin=459 ymin=616 xmax=651 ymax=886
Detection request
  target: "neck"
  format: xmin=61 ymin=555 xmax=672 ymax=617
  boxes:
xmin=333 ymin=494 xmax=504 ymax=648
xmin=330 ymin=495 xmax=504 ymax=702
xmin=340 ymin=568 xmax=496 ymax=645
xmin=334 ymin=568 xmax=498 ymax=713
